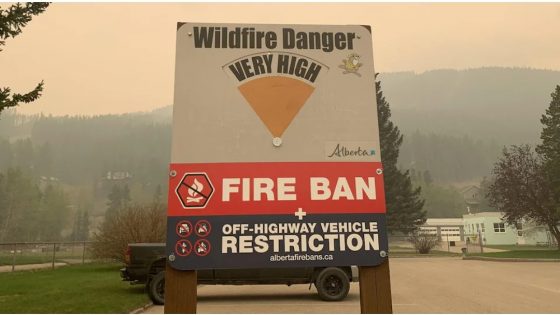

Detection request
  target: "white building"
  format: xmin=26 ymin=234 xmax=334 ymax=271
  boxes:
xmin=420 ymin=218 xmax=464 ymax=242
xmin=462 ymin=212 xmax=556 ymax=246
xmin=420 ymin=213 xmax=557 ymax=246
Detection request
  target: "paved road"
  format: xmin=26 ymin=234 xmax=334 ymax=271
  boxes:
xmin=142 ymin=257 xmax=560 ymax=313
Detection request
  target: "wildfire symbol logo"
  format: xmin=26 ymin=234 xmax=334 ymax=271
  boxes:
xmin=187 ymin=179 xmax=204 ymax=203
xmin=176 ymin=173 xmax=214 ymax=209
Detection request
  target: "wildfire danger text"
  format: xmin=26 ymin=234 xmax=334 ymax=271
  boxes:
xmin=221 ymin=221 xmax=380 ymax=254
xmin=193 ymin=27 xmax=356 ymax=52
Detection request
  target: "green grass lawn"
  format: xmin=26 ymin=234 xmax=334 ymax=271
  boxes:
xmin=0 ymin=251 xmax=91 ymax=266
xmin=0 ymin=254 xmax=53 ymax=266
xmin=473 ymin=250 xmax=560 ymax=259
xmin=483 ymin=244 xmax=558 ymax=251
xmin=0 ymin=263 xmax=149 ymax=313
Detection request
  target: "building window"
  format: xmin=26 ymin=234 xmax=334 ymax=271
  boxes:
xmin=493 ymin=223 xmax=505 ymax=233
xmin=481 ymin=223 xmax=485 ymax=233
xmin=476 ymin=223 xmax=480 ymax=232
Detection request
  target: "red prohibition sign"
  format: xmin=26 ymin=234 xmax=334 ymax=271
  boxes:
xmin=194 ymin=239 xmax=211 ymax=256
xmin=176 ymin=220 xmax=193 ymax=238
xmin=195 ymin=220 xmax=211 ymax=237
xmin=175 ymin=240 xmax=193 ymax=257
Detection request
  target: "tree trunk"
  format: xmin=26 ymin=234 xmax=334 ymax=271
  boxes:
xmin=0 ymin=195 xmax=14 ymax=242
xmin=549 ymin=224 xmax=560 ymax=250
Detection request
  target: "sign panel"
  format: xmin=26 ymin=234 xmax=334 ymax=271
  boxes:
xmin=168 ymin=23 xmax=388 ymax=270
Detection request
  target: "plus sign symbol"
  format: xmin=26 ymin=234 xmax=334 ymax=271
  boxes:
xmin=294 ymin=207 xmax=307 ymax=220
xmin=176 ymin=173 xmax=214 ymax=209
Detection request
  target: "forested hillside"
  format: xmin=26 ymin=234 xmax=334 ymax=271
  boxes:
xmin=1 ymin=67 xmax=558 ymax=237
xmin=379 ymin=67 xmax=560 ymax=145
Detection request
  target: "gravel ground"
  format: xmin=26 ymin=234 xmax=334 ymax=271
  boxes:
xmin=141 ymin=257 xmax=560 ymax=313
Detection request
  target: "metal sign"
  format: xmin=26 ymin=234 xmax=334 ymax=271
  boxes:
xmin=167 ymin=23 xmax=388 ymax=270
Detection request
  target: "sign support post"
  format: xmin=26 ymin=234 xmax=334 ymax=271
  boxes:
xmin=359 ymin=262 xmax=393 ymax=313
xmin=164 ymin=266 xmax=197 ymax=314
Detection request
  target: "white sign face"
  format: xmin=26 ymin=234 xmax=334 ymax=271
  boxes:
xmin=170 ymin=23 xmax=381 ymax=164
xmin=168 ymin=23 xmax=388 ymax=270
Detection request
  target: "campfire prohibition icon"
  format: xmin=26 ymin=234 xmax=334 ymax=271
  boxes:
xmin=176 ymin=173 xmax=214 ymax=209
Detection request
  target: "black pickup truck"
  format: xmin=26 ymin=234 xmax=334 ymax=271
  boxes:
xmin=120 ymin=243 xmax=358 ymax=305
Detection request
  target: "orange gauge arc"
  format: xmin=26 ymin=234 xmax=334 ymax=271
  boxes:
xmin=238 ymin=76 xmax=315 ymax=137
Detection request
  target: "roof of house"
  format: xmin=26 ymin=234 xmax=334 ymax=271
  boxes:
xmin=463 ymin=212 xmax=503 ymax=219
xmin=424 ymin=218 xmax=464 ymax=226
xmin=460 ymin=185 xmax=480 ymax=194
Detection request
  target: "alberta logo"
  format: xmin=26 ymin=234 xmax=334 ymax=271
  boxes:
xmin=327 ymin=143 xmax=375 ymax=158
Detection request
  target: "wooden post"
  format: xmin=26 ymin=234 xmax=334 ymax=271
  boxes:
xmin=11 ymin=243 xmax=16 ymax=272
xmin=164 ymin=263 xmax=197 ymax=314
xmin=478 ymin=231 xmax=484 ymax=253
xmin=52 ymin=243 xmax=56 ymax=270
xmin=82 ymin=241 xmax=86 ymax=264
xmin=359 ymin=259 xmax=393 ymax=314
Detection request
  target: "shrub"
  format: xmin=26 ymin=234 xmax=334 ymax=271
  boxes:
xmin=91 ymin=203 xmax=166 ymax=261
xmin=408 ymin=232 xmax=439 ymax=254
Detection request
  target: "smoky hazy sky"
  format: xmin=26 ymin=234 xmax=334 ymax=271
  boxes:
xmin=2 ymin=3 xmax=560 ymax=116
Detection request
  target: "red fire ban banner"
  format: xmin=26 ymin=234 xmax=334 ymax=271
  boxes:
xmin=168 ymin=162 xmax=386 ymax=217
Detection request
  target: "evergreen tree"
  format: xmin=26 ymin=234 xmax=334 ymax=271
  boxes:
xmin=0 ymin=138 xmax=13 ymax=170
xmin=477 ymin=177 xmax=495 ymax=212
xmin=423 ymin=170 xmax=433 ymax=186
xmin=39 ymin=184 xmax=69 ymax=241
xmin=106 ymin=185 xmax=122 ymax=218
xmin=80 ymin=209 xmax=89 ymax=241
xmin=71 ymin=207 xmax=90 ymax=242
xmin=106 ymin=184 xmax=131 ymax=218
xmin=376 ymin=78 xmax=426 ymax=233
xmin=153 ymin=184 xmax=163 ymax=204
xmin=535 ymin=85 xmax=560 ymax=247
xmin=536 ymin=85 xmax=560 ymax=199
xmin=35 ymin=142 xmax=53 ymax=177
xmin=0 ymin=168 xmax=41 ymax=242
xmin=122 ymin=184 xmax=131 ymax=204
xmin=0 ymin=2 xmax=49 ymax=114
xmin=71 ymin=209 xmax=81 ymax=242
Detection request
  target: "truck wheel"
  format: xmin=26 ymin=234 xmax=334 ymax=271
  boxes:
xmin=315 ymin=267 xmax=350 ymax=301
xmin=147 ymin=271 xmax=165 ymax=305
